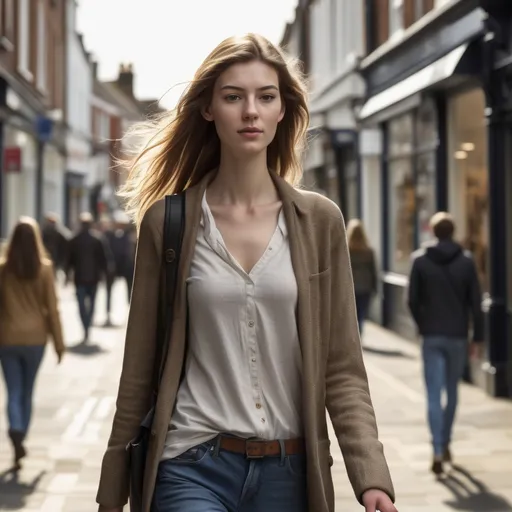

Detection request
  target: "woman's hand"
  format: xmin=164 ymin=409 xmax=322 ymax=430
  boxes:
xmin=362 ymin=489 xmax=398 ymax=512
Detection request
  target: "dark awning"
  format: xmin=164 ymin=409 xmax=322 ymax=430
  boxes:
xmin=359 ymin=43 xmax=474 ymax=121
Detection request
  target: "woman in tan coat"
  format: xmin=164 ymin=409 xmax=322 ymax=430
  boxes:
xmin=0 ymin=217 xmax=65 ymax=469
xmin=97 ymin=34 xmax=397 ymax=512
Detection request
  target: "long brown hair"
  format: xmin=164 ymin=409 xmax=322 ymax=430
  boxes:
xmin=117 ymin=33 xmax=310 ymax=229
xmin=347 ymin=219 xmax=371 ymax=252
xmin=2 ymin=217 xmax=49 ymax=280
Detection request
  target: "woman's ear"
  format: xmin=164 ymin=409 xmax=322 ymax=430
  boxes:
xmin=202 ymin=105 xmax=214 ymax=122
xmin=278 ymin=102 xmax=285 ymax=123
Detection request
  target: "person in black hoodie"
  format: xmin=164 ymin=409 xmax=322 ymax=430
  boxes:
xmin=408 ymin=212 xmax=483 ymax=476
xmin=66 ymin=212 xmax=113 ymax=343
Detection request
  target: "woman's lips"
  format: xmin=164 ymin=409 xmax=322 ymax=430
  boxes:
xmin=238 ymin=128 xmax=263 ymax=138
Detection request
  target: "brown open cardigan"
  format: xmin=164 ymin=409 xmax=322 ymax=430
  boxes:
xmin=96 ymin=172 xmax=395 ymax=511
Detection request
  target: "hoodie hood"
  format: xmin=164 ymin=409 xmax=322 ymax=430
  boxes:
xmin=425 ymin=239 xmax=463 ymax=265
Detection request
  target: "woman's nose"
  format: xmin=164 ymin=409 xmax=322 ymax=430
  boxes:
xmin=242 ymin=99 xmax=258 ymax=119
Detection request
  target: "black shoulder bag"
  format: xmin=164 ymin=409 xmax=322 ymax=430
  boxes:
xmin=127 ymin=194 xmax=185 ymax=512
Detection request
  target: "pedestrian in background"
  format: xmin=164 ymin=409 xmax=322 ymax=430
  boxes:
xmin=347 ymin=219 xmax=377 ymax=335
xmin=99 ymin=217 xmax=118 ymax=327
xmin=0 ymin=217 xmax=65 ymax=470
xmin=96 ymin=34 xmax=397 ymax=512
xmin=102 ymin=214 xmax=136 ymax=317
xmin=407 ymin=212 xmax=484 ymax=475
xmin=41 ymin=212 xmax=70 ymax=280
xmin=66 ymin=212 xmax=112 ymax=343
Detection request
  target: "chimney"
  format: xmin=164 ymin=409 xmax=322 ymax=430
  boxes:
xmin=92 ymin=61 xmax=98 ymax=79
xmin=117 ymin=62 xmax=134 ymax=97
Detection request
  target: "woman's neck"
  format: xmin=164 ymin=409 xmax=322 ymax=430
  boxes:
xmin=207 ymin=151 xmax=278 ymax=206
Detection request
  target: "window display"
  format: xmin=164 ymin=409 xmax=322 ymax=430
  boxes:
xmin=448 ymin=88 xmax=488 ymax=291
xmin=386 ymin=100 xmax=438 ymax=274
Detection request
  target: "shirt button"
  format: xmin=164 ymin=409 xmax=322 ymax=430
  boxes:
xmin=261 ymin=418 xmax=266 ymax=423
xmin=251 ymin=357 xmax=256 ymax=363
xmin=248 ymin=320 xmax=255 ymax=328
xmin=256 ymin=403 xmax=262 ymax=409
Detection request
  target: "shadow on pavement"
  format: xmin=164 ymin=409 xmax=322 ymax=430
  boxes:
xmin=438 ymin=464 xmax=512 ymax=511
xmin=0 ymin=468 xmax=46 ymax=510
xmin=362 ymin=345 xmax=415 ymax=359
xmin=66 ymin=340 xmax=108 ymax=357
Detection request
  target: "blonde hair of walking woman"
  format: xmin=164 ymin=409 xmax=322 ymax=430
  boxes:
xmin=117 ymin=35 xmax=308 ymax=230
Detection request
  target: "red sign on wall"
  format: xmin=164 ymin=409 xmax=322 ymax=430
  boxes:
xmin=3 ymin=146 xmax=22 ymax=173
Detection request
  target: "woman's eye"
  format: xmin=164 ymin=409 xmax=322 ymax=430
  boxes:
xmin=261 ymin=95 xmax=275 ymax=101
xmin=225 ymin=94 xmax=241 ymax=102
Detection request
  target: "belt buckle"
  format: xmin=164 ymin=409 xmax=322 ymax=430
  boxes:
xmin=245 ymin=440 xmax=265 ymax=459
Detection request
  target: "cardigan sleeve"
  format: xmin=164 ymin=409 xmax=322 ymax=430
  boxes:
xmin=324 ymin=208 xmax=395 ymax=504
xmin=96 ymin=202 xmax=163 ymax=509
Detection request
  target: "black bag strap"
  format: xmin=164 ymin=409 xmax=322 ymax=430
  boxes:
xmin=153 ymin=194 xmax=186 ymax=396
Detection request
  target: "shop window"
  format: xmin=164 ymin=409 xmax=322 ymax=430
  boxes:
xmin=389 ymin=156 xmax=415 ymax=274
xmin=388 ymin=114 xmax=414 ymax=274
xmin=416 ymin=99 xmax=438 ymax=245
xmin=448 ymin=88 xmax=488 ymax=291
xmin=416 ymin=151 xmax=436 ymax=245
xmin=387 ymin=101 xmax=438 ymax=274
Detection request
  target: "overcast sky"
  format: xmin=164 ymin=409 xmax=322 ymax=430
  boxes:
xmin=76 ymin=1 xmax=298 ymax=109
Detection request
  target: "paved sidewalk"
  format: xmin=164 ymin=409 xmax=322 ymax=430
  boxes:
xmin=331 ymin=324 xmax=512 ymax=512
xmin=0 ymin=285 xmax=511 ymax=511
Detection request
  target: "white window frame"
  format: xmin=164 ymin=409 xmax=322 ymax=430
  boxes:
xmin=414 ymin=0 xmax=425 ymax=20
xmin=389 ymin=0 xmax=404 ymax=41
xmin=37 ymin=0 xmax=47 ymax=92
xmin=17 ymin=0 xmax=32 ymax=80
xmin=1 ymin=0 xmax=15 ymax=49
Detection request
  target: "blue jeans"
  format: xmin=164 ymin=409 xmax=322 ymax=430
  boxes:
xmin=0 ymin=345 xmax=45 ymax=433
xmin=76 ymin=285 xmax=97 ymax=338
xmin=355 ymin=293 xmax=371 ymax=334
xmin=152 ymin=438 xmax=307 ymax=512
xmin=422 ymin=336 xmax=467 ymax=456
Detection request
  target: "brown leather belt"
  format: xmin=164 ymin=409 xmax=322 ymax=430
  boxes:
xmin=217 ymin=435 xmax=305 ymax=459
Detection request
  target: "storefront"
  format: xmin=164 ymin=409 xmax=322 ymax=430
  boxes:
xmin=359 ymin=1 xmax=512 ymax=397
xmin=0 ymin=79 xmax=66 ymax=237
xmin=371 ymin=97 xmax=440 ymax=337
xmin=2 ymin=123 xmax=37 ymax=235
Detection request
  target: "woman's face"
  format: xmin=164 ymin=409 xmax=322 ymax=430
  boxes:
xmin=203 ymin=60 xmax=285 ymax=156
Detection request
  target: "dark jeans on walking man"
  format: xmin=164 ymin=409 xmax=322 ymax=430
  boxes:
xmin=422 ymin=336 xmax=467 ymax=456
xmin=408 ymin=212 xmax=484 ymax=475
xmin=76 ymin=285 xmax=98 ymax=340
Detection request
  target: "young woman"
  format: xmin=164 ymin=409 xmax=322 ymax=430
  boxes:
xmin=347 ymin=219 xmax=378 ymax=335
xmin=97 ymin=34 xmax=397 ymax=512
xmin=0 ymin=217 xmax=65 ymax=469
